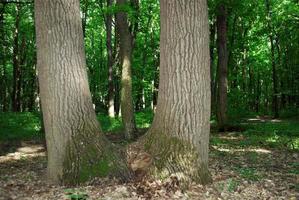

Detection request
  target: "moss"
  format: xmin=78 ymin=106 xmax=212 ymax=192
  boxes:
xmin=78 ymin=157 xmax=110 ymax=182
xmin=61 ymin=135 xmax=117 ymax=185
xmin=143 ymin=131 xmax=212 ymax=186
xmin=61 ymin=132 xmax=131 ymax=186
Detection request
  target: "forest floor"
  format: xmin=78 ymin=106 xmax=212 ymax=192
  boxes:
xmin=0 ymin=115 xmax=299 ymax=199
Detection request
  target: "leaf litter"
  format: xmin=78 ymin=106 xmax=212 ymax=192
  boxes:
xmin=0 ymin=139 xmax=298 ymax=200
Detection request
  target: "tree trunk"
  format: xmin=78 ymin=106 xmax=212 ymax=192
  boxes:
xmin=116 ymin=0 xmax=136 ymax=139
xmin=143 ymin=0 xmax=212 ymax=186
xmin=12 ymin=4 xmax=21 ymax=112
xmin=216 ymin=3 xmax=228 ymax=130
xmin=210 ymin=19 xmax=216 ymax=114
xmin=105 ymin=0 xmax=115 ymax=117
xmin=81 ymin=0 xmax=89 ymax=38
xmin=35 ymin=0 xmax=130 ymax=185
xmin=0 ymin=3 xmax=6 ymax=111
xmin=265 ymin=0 xmax=279 ymax=118
xmin=228 ymin=15 xmax=237 ymax=89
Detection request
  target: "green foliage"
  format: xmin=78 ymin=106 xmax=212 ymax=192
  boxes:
xmin=0 ymin=111 xmax=153 ymax=142
xmin=0 ymin=112 xmax=41 ymax=141
xmin=237 ymin=167 xmax=261 ymax=181
xmin=98 ymin=110 xmax=153 ymax=132
xmin=1 ymin=0 xmax=298 ymax=123
xmin=227 ymin=178 xmax=239 ymax=192
xmin=64 ymin=189 xmax=88 ymax=200
xmin=97 ymin=114 xmax=123 ymax=132
xmin=289 ymin=162 xmax=299 ymax=175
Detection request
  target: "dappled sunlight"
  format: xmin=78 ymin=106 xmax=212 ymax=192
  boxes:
xmin=212 ymin=145 xmax=272 ymax=154
xmin=0 ymin=143 xmax=45 ymax=163
xmin=218 ymin=135 xmax=245 ymax=141
xmin=247 ymin=117 xmax=282 ymax=123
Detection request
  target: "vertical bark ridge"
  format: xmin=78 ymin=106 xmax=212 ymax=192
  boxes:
xmin=116 ymin=0 xmax=137 ymax=140
xmin=35 ymin=0 xmax=131 ymax=185
xmin=144 ymin=0 xmax=212 ymax=185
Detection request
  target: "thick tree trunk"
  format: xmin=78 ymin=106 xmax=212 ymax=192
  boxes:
xmin=35 ymin=0 xmax=130 ymax=185
xmin=12 ymin=4 xmax=21 ymax=112
xmin=143 ymin=0 xmax=212 ymax=186
xmin=116 ymin=0 xmax=136 ymax=139
xmin=105 ymin=0 xmax=115 ymax=117
xmin=216 ymin=3 xmax=228 ymax=130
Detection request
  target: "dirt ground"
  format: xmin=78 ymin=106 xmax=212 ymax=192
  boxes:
xmin=0 ymin=138 xmax=298 ymax=200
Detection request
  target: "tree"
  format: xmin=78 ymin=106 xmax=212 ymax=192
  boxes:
xmin=105 ymin=0 xmax=115 ymax=117
xmin=34 ymin=0 xmax=130 ymax=185
xmin=11 ymin=4 xmax=21 ymax=112
xmin=143 ymin=0 xmax=212 ymax=185
xmin=265 ymin=0 xmax=279 ymax=118
xmin=116 ymin=0 xmax=136 ymax=139
xmin=0 ymin=3 xmax=7 ymax=111
xmin=216 ymin=2 xmax=228 ymax=130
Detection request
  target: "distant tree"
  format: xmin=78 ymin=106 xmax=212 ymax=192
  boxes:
xmin=35 ymin=0 xmax=130 ymax=185
xmin=144 ymin=0 xmax=212 ymax=185
xmin=116 ymin=0 xmax=136 ymax=139
xmin=216 ymin=3 xmax=228 ymax=129
xmin=11 ymin=4 xmax=21 ymax=112
xmin=265 ymin=0 xmax=279 ymax=118
xmin=0 ymin=3 xmax=7 ymax=111
xmin=105 ymin=0 xmax=115 ymax=117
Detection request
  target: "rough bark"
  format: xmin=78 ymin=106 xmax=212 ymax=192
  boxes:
xmin=35 ymin=0 xmax=130 ymax=185
xmin=116 ymin=0 xmax=136 ymax=139
xmin=143 ymin=0 xmax=212 ymax=186
xmin=216 ymin=3 xmax=228 ymax=130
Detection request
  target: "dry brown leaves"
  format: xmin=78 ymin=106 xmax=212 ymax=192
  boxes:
xmin=0 ymin=141 xmax=298 ymax=200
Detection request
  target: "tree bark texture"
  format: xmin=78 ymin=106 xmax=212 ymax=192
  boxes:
xmin=144 ymin=0 xmax=212 ymax=186
xmin=35 ymin=0 xmax=130 ymax=185
xmin=216 ymin=3 xmax=228 ymax=130
xmin=116 ymin=0 xmax=136 ymax=140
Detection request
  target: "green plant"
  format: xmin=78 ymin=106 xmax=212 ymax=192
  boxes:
xmin=238 ymin=167 xmax=260 ymax=181
xmin=64 ymin=189 xmax=88 ymax=200
xmin=227 ymin=179 xmax=239 ymax=192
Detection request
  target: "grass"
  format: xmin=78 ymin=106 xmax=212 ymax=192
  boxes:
xmin=0 ymin=112 xmax=42 ymax=141
xmin=211 ymin=118 xmax=299 ymax=151
xmin=0 ymin=111 xmax=298 ymax=152
xmin=0 ymin=111 xmax=154 ymax=141
xmin=97 ymin=110 xmax=153 ymax=132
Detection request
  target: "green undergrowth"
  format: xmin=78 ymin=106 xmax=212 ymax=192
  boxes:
xmin=97 ymin=110 xmax=153 ymax=132
xmin=0 ymin=111 xmax=154 ymax=141
xmin=211 ymin=118 xmax=299 ymax=151
xmin=1 ymin=111 xmax=298 ymax=151
xmin=0 ymin=112 xmax=42 ymax=141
